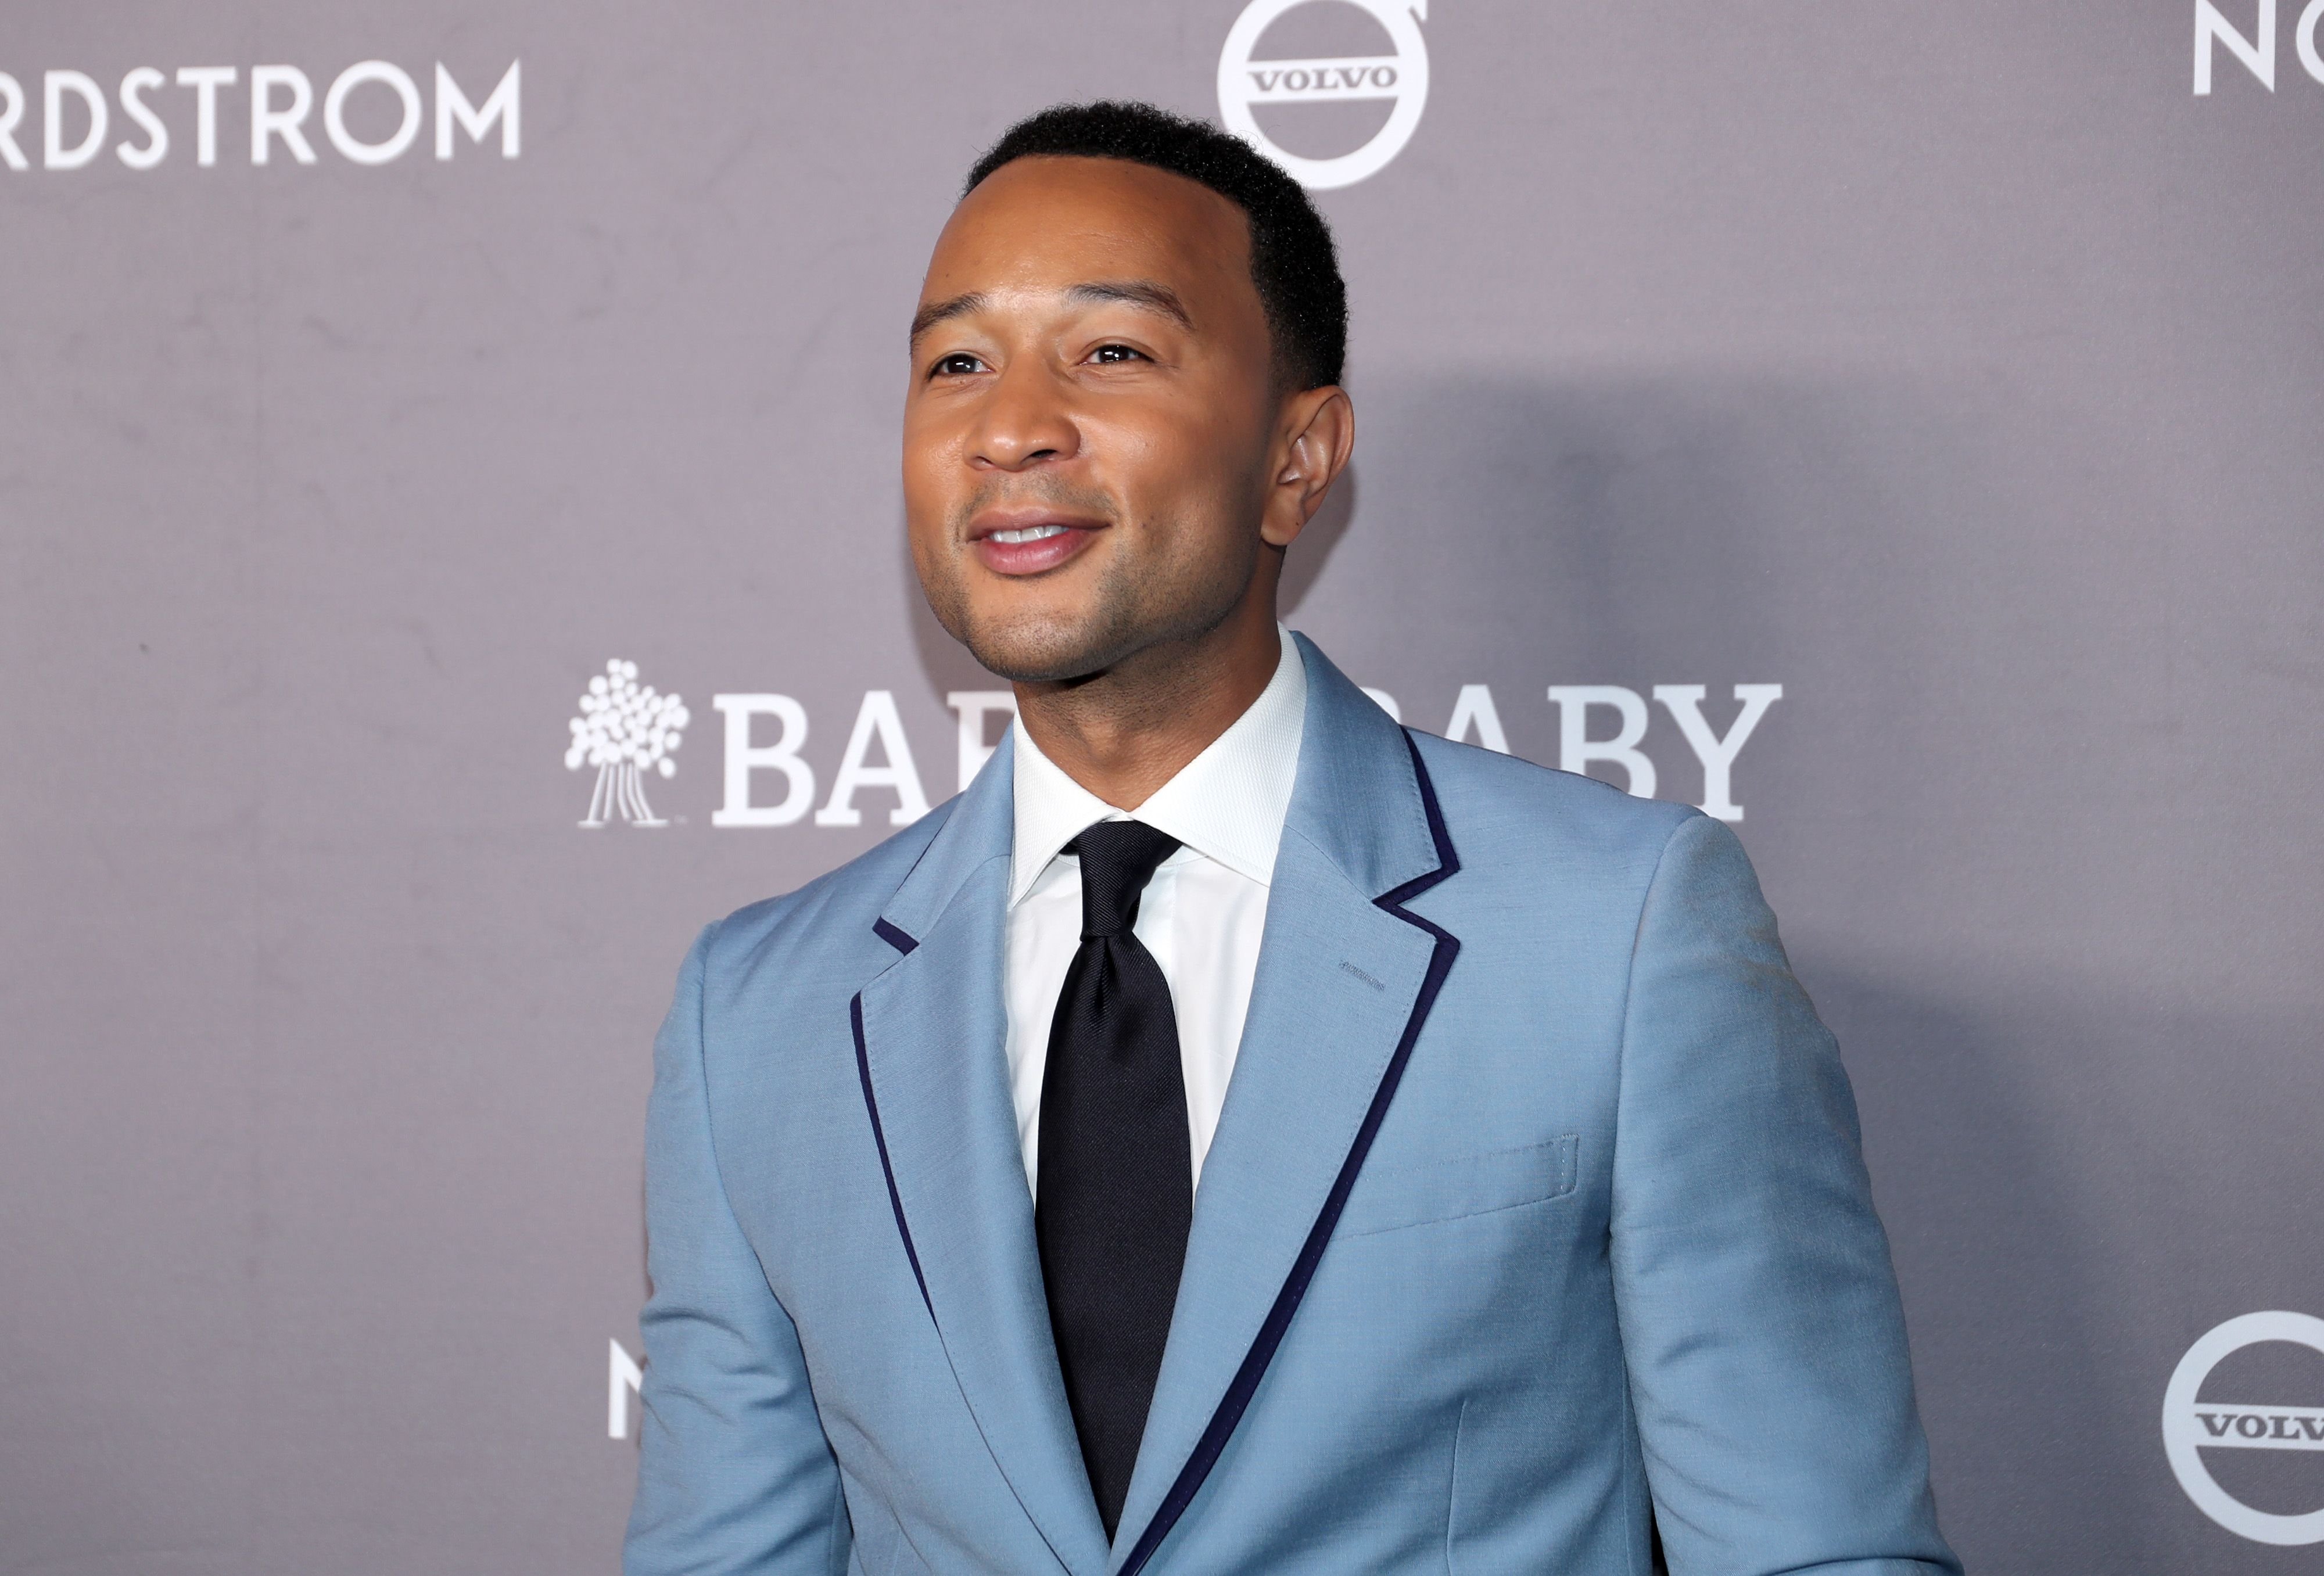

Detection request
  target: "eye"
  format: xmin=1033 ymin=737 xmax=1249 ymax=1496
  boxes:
xmin=1088 ymin=343 xmax=1146 ymax=365
xmin=930 ymin=352 xmax=988 ymax=377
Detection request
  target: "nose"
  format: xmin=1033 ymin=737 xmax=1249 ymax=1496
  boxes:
xmin=967 ymin=358 xmax=1080 ymax=473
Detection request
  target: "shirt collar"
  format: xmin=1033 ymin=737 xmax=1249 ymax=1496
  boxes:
xmin=1008 ymin=624 xmax=1308 ymax=907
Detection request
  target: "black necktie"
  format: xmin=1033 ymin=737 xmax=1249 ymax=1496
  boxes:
xmin=1035 ymin=820 xmax=1193 ymax=1537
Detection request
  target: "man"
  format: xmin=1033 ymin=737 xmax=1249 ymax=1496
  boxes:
xmin=626 ymin=102 xmax=1959 ymax=1575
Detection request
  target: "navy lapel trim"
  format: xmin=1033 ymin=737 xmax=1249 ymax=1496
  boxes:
xmin=855 ymin=891 xmax=1111 ymax=1574
xmin=853 ymin=920 xmax=931 ymax=1319
xmin=1118 ymin=730 xmax=1461 ymax=1576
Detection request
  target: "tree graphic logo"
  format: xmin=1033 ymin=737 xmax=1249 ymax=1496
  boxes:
xmin=566 ymin=659 xmax=689 ymax=828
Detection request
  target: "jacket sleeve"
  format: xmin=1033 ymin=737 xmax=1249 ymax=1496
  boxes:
xmin=1609 ymin=814 xmax=1960 ymax=1575
xmin=625 ymin=924 xmax=851 ymax=1576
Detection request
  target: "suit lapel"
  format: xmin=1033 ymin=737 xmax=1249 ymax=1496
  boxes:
xmin=853 ymin=732 xmax=1113 ymax=1576
xmin=1110 ymin=640 xmax=1464 ymax=1571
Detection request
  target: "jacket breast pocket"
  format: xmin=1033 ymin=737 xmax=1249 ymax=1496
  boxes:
xmin=1336 ymin=1134 xmax=1580 ymax=1238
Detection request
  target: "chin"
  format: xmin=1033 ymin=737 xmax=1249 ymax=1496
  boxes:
xmin=960 ymin=604 xmax=1138 ymax=685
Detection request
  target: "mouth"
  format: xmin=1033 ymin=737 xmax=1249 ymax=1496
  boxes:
xmin=966 ymin=510 xmax=1107 ymax=577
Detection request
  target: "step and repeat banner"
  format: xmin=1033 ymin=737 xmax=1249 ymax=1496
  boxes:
xmin=5 ymin=2 xmax=2321 ymax=1571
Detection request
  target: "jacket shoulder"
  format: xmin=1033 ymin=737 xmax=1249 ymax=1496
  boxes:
xmin=696 ymin=797 xmax=958 ymax=978
xmin=1407 ymin=729 xmax=1697 ymax=864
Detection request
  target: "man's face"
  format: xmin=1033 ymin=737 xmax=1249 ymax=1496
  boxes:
xmin=903 ymin=156 xmax=1282 ymax=683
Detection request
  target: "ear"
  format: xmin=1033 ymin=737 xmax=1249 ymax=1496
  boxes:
xmin=1259 ymin=385 xmax=1355 ymax=550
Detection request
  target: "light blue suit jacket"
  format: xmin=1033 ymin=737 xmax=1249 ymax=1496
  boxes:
xmin=625 ymin=636 xmax=1960 ymax=1575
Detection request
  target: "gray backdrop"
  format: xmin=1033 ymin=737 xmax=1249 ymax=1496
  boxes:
xmin=5 ymin=2 xmax=2321 ymax=1571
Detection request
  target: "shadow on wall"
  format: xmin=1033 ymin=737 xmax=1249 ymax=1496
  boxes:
xmin=1815 ymin=955 xmax=2324 ymax=1575
xmin=1802 ymin=960 xmax=2140 ymax=1576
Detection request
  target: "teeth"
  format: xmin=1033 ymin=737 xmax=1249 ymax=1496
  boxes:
xmin=991 ymin=524 xmax=1071 ymax=544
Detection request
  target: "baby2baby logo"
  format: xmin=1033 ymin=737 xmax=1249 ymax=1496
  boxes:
xmin=560 ymin=659 xmax=1786 ymax=832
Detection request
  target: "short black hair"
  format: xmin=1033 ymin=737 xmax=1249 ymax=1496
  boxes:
xmin=964 ymin=101 xmax=1347 ymax=391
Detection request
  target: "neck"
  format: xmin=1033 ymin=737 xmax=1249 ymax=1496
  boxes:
xmin=1013 ymin=593 xmax=1281 ymax=810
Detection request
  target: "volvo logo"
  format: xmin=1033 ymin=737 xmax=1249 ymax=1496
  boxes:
xmin=1217 ymin=0 xmax=1429 ymax=191
xmin=2162 ymin=1311 xmax=2324 ymax=1545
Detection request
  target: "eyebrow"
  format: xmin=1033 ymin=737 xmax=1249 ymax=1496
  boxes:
xmin=907 ymin=279 xmax=1196 ymax=342
xmin=1066 ymin=279 xmax=1195 ymax=331
xmin=909 ymin=291 xmax=986 ymax=342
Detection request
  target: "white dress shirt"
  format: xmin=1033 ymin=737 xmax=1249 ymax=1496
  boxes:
xmin=1004 ymin=626 xmax=1307 ymax=1199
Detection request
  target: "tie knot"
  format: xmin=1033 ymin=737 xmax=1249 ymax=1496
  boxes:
xmin=1068 ymin=821 xmax=1182 ymax=938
